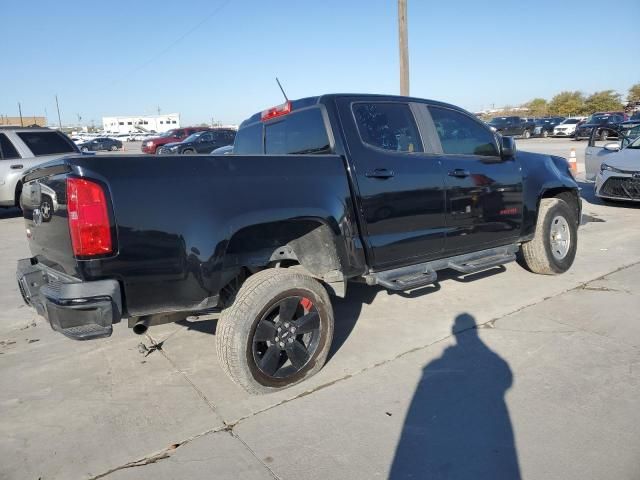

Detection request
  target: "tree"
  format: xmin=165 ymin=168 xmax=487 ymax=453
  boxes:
xmin=525 ymin=98 xmax=548 ymax=117
xmin=628 ymin=83 xmax=640 ymax=103
xmin=584 ymin=90 xmax=623 ymax=113
xmin=548 ymin=91 xmax=586 ymax=116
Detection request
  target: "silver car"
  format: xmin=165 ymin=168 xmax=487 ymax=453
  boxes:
xmin=0 ymin=127 xmax=79 ymax=208
xmin=594 ymin=134 xmax=640 ymax=203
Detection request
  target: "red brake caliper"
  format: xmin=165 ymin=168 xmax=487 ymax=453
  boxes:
xmin=299 ymin=297 xmax=313 ymax=313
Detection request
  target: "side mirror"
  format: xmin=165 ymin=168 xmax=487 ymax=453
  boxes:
xmin=501 ymin=135 xmax=517 ymax=158
xmin=603 ymin=142 xmax=621 ymax=152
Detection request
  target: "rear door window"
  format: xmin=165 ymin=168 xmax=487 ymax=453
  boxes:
xmin=352 ymin=103 xmax=423 ymax=153
xmin=0 ymin=133 xmax=21 ymax=159
xmin=264 ymin=108 xmax=331 ymax=155
xmin=428 ymin=106 xmax=499 ymax=157
xmin=15 ymin=131 xmax=77 ymax=156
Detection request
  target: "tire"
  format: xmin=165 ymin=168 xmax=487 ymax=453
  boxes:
xmin=542 ymin=130 xmax=549 ymax=138
xmin=519 ymin=198 xmax=577 ymax=275
xmin=216 ymin=268 xmax=334 ymax=394
xmin=110 ymin=144 xmax=119 ymax=151
xmin=522 ymin=129 xmax=531 ymax=139
xmin=599 ymin=130 xmax=608 ymax=141
xmin=182 ymin=149 xmax=195 ymax=154
xmin=81 ymin=146 xmax=89 ymax=152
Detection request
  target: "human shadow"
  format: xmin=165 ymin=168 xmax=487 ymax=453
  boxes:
xmin=389 ymin=313 xmax=520 ymax=479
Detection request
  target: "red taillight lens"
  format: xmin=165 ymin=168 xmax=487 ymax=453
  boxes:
xmin=261 ymin=101 xmax=291 ymax=121
xmin=66 ymin=178 xmax=112 ymax=257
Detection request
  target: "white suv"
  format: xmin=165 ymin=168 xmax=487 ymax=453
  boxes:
xmin=0 ymin=127 xmax=79 ymax=208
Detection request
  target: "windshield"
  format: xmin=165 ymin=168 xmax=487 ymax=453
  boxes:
xmin=587 ymin=115 xmax=609 ymax=124
xmin=159 ymin=130 xmax=176 ymax=137
xmin=183 ymin=132 xmax=203 ymax=143
xmin=489 ymin=117 xmax=508 ymax=125
xmin=561 ymin=119 xmax=580 ymax=125
xmin=534 ymin=119 xmax=550 ymax=125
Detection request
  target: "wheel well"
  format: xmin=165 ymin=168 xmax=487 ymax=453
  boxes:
xmin=224 ymin=219 xmax=343 ymax=277
xmin=540 ymin=188 xmax=580 ymax=224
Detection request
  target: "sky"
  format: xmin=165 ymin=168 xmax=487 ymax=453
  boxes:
xmin=2 ymin=0 xmax=639 ymax=126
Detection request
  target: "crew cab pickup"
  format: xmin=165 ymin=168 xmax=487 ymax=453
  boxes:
xmin=16 ymin=94 xmax=581 ymax=394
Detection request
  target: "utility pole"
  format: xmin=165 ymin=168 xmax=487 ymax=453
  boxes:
xmin=55 ymin=95 xmax=62 ymax=129
xmin=18 ymin=102 xmax=24 ymax=126
xmin=398 ymin=0 xmax=410 ymax=96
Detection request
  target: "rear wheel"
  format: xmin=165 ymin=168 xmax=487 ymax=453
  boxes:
xmin=216 ymin=268 xmax=334 ymax=394
xmin=519 ymin=198 xmax=577 ymax=275
xmin=522 ymin=129 xmax=531 ymax=139
xmin=182 ymin=149 xmax=195 ymax=154
xmin=81 ymin=146 xmax=89 ymax=152
xmin=110 ymin=144 xmax=119 ymax=151
xmin=599 ymin=130 xmax=608 ymax=141
xmin=542 ymin=130 xmax=549 ymax=138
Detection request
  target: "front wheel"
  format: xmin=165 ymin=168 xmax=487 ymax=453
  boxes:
xmin=542 ymin=130 xmax=549 ymax=138
xmin=519 ymin=198 xmax=577 ymax=275
xmin=216 ymin=268 xmax=334 ymax=394
xmin=522 ymin=129 xmax=531 ymax=139
xmin=110 ymin=144 xmax=119 ymax=151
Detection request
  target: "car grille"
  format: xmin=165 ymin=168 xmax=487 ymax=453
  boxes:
xmin=601 ymin=177 xmax=640 ymax=200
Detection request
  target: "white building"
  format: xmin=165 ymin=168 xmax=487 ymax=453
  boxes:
xmin=102 ymin=113 xmax=181 ymax=134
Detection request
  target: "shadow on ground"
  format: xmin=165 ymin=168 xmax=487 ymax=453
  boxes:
xmin=389 ymin=313 xmax=520 ymax=479
xmin=0 ymin=208 xmax=21 ymax=220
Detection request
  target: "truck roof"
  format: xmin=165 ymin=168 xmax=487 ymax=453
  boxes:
xmin=240 ymin=93 xmax=470 ymax=127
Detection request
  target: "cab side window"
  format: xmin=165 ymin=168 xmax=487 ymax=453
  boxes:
xmin=352 ymin=103 xmax=423 ymax=153
xmin=428 ymin=106 xmax=499 ymax=157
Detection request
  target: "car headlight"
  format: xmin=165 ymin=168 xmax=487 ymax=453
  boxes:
xmin=489 ymin=126 xmax=497 ymax=132
xmin=168 ymin=146 xmax=179 ymax=151
xmin=145 ymin=141 xmax=154 ymax=146
xmin=600 ymin=163 xmax=622 ymax=173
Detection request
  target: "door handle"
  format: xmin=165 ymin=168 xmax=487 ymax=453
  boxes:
xmin=365 ymin=168 xmax=395 ymax=179
xmin=10 ymin=164 xmax=24 ymax=170
xmin=448 ymin=169 xmax=470 ymax=178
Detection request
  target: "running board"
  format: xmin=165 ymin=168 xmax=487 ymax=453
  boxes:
xmin=366 ymin=244 xmax=519 ymax=291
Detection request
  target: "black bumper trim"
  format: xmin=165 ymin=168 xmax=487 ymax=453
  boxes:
xmin=16 ymin=258 xmax=121 ymax=340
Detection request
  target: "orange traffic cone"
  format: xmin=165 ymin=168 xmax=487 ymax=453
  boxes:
xmin=568 ymin=148 xmax=577 ymax=175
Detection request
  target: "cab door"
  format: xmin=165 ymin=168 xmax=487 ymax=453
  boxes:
xmin=425 ymin=105 xmax=524 ymax=255
xmin=336 ymin=98 xmax=447 ymax=269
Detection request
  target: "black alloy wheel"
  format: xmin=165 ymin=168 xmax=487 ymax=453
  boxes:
xmin=251 ymin=295 xmax=321 ymax=380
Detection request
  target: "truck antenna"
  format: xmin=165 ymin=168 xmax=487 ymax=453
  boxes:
xmin=275 ymin=77 xmax=289 ymax=102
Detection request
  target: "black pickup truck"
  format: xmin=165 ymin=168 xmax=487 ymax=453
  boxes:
xmin=16 ymin=94 xmax=581 ymax=393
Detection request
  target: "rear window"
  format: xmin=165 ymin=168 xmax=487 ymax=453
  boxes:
xmin=0 ymin=133 xmax=21 ymax=159
xmin=16 ymin=131 xmax=77 ymax=156
xmin=265 ymin=108 xmax=331 ymax=155
xmin=234 ymin=123 xmax=263 ymax=154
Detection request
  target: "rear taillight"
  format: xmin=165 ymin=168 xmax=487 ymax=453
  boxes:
xmin=261 ymin=101 xmax=291 ymax=121
xmin=66 ymin=178 xmax=112 ymax=257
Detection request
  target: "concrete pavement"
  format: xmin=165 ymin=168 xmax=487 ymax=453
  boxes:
xmin=1 ymin=139 xmax=639 ymax=479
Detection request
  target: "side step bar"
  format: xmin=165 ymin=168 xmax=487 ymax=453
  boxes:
xmin=365 ymin=244 xmax=519 ymax=291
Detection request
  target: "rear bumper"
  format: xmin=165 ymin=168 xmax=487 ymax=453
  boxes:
xmin=16 ymin=258 xmax=122 ymax=340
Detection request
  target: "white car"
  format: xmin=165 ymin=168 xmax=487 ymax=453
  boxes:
xmin=594 ymin=135 xmax=640 ymax=203
xmin=553 ymin=117 xmax=585 ymax=137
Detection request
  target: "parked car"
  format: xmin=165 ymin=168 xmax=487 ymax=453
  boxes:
xmin=585 ymin=126 xmax=637 ymax=181
xmin=487 ymin=116 xmax=535 ymax=138
xmin=532 ymin=117 xmax=565 ymax=138
xmin=0 ymin=126 xmax=81 ymax=208
xmin=141 ymin=127 xmax=210 ymax=154
xmin=553 ymin=117 xmax=585 ymax=137
xmin=16 ymin=94 xmax=580 ymax=394
xmin=211 ymin=145 xmax=234 ymax=155
xmin=574 ymin=112 xmax=628 ymax=141
xmin=158 ymin=129 xmax=236 ymax=154
xmin=77 ymin=137 xmax=122 ymax=152
xmin=594 ymin=133 xmax=640 ymax=203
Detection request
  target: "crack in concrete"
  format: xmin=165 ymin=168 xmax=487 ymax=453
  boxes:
xmin=88 ymin=425 xmax=227 ymax=479
xmin=228 ymin=430 xmax=282 ymax=480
